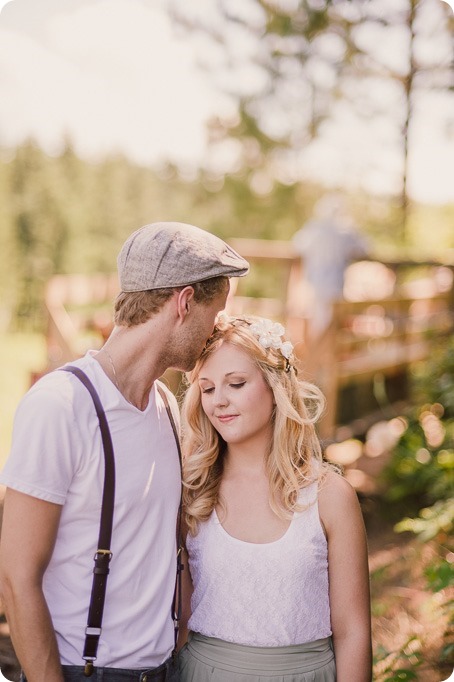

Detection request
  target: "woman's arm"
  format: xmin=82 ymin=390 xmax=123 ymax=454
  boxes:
xmin=318 ymin=470 xmax=372 ymax=682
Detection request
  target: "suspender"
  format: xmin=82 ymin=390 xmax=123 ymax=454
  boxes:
xmin=61 ymin=367 xmax=115 ymax=675
xmin=61 ymin=367 xmax=183 ymax=676
xmin=157 ymin=386 xmax=184 ymax=654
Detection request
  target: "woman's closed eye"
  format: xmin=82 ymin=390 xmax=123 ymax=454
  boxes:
xmin=201 ymin=381 xmax=246 ymax=394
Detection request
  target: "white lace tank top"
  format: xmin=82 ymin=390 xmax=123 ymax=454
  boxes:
xmin=187 ymin=480 xmax=332 ymax=647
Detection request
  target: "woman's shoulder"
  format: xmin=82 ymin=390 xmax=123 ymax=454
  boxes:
xmin=317 ymin=469 xmax=362 ymax=531
xmin=320 ymin=467 xmax=356 ymax=494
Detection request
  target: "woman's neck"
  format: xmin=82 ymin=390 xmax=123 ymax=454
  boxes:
xmin=223 ymin=440 xmax=270 ymax=477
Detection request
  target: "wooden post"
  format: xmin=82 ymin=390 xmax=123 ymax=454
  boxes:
xmin=315 ymin=314 xmax=339 ymax=441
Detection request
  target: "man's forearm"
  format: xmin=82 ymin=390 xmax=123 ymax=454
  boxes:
xmin=3 ymin=583 xmax=64 ymax=682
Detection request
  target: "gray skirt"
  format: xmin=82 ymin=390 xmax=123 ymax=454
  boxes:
xmin=179 ymin=632 xmax=336 ymax=681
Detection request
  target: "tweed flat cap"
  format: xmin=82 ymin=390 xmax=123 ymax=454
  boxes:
xmin=118 ymin=222 xmax=249 ymax=292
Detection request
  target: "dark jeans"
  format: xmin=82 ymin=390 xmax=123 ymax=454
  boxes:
xmin=21 ymin=656 xmax=179 ymax=682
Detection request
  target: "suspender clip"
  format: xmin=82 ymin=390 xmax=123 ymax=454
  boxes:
xmin=83 ymin=661 xmax=94 ymax=677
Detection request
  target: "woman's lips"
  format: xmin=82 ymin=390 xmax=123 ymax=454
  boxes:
xmin=216 ymin=414 xmax=238 ymax=423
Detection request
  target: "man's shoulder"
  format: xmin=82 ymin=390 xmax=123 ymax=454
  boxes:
xmin=19 ymin=356 xmax=99 ymax=418
xmin=24 ymin=367 xmax=73 ymax=403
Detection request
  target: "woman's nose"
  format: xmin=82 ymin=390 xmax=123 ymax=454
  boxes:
xmin=213 ymin=388 xmax=228 ymax=407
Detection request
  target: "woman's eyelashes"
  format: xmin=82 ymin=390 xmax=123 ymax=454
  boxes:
xmin=200 ymin=381 xmax=246 ymax=394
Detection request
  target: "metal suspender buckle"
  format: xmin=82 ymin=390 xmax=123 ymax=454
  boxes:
xmin=85 ymin=627 xmax=102 ymax=636
xmin=93 ymin=549 xmax=113 ymax=575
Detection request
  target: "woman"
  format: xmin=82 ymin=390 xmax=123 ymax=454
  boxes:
xmin=179 ymin=315 xmax=372 ymax=682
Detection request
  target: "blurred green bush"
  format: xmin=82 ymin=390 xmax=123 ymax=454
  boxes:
xmin=376 ymin=338 xmax=454 ymax=679
xmin=382 ymin=337 xmax=454 ymax=534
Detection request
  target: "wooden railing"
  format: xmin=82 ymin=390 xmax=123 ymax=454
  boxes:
xmin=306 ymin=292 xmax=454 ymax=439
xmin=228 ymin=238 xmax=454 ymax=439
xmin=42 ymin=240 xmax=454 ymax=440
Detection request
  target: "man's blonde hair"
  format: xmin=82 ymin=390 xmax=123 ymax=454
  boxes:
xmin=114 ymin=276 xmax=229 ymax=327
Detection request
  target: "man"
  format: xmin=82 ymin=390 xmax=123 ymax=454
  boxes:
xmin=0 ymin=222 xmax=249 ymax=682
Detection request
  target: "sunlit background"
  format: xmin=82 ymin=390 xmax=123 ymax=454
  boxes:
xmin=0 ymin=2 xmax=453 ymax=680
xmin=0 ymin=0 xmax=453 ymax=201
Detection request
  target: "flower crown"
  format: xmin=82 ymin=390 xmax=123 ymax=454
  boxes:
xmin=216 ymin=314 xmax=294 ymax=370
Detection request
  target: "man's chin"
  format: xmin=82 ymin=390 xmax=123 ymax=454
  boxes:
xmin=171 ymin=357 xmax=197 ymax=374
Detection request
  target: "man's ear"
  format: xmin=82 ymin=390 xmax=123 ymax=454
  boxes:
xmin=176 ymin=286 xmax=195 ymax=321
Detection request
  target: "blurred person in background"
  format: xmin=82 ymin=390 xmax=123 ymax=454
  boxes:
xmin=0 ymin=222 xmax=249 ymax=682
xmin=292 ymin=194 xmax=369 ymax=339
xmin=178 ymin=314 xmax=372 ymax=682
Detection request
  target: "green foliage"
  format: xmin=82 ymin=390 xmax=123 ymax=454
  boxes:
xmin=1 ymin=138 xmax=453 ymax=333
xmin=170 ymin=0 xmax=454 ymax=244
xmin=395 ymin=499 xmax=454 ymax=542
xmin=379 ymin=338 xmax=454 ymax=679
xmin=371 ymin=535 xmax=454 ymax=681
xmin=382 ymin=338 xmax=454 ymax=519
xmin=412 ymin=340 xmax=454 ymax=417
xmin=424 ymin=556 xmax=454 ymax=592
xmin=0 ymin=140 xmax=321 ymax=330
xmin=441 ymin=641 xmax=454 ymax=665
xmin=373 ymin=637 xmax=422 ymax=681
xmin=381 ymin=413 xmax=453 ymax=510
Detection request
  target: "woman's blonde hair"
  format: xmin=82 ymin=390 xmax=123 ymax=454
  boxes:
xmin=182 ymin=315 xmax=327 ymax=536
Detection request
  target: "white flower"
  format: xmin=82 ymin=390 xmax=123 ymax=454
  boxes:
xmin=280 ymin=341 xmax=294 ymax=359
xmin=214 ymin=314 xmax=294 ymax=365
xmin=249 ymin=318 xmax=293 ymax=360
xmin=216 ymin=312 xmax=231 ymax=325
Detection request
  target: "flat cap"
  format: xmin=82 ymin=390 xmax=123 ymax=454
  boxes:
xmin=118 ymin=222 xmax=249 ymax=292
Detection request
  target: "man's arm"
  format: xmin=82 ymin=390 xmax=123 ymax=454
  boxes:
xmin=0 ymin=488 xmax=64 ymax=682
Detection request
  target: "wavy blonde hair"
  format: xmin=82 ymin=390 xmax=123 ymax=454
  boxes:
xmin=182 ymin=315 xmax=328 ymax=536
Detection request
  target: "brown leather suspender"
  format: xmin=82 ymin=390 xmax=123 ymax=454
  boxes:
xmin=61 ymin=367 xmax=183 ymax=676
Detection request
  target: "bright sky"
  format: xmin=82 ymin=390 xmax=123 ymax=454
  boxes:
xmin=0 ymin=0 xmax=232 ymax=165
xmin=0 ymin=0 xmax=453 ymax=204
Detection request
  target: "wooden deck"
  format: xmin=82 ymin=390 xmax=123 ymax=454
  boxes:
xmin=227 ymin=239 xmax=454 ymax=439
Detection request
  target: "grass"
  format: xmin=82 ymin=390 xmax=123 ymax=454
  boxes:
xmin=0 ymin=332 xmax=47 ymax=469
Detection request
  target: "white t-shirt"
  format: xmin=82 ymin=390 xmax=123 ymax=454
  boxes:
xmin=0 ymin=353 xmax=181 ymax=668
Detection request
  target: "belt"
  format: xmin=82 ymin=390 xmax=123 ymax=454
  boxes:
xmin=59 ymin=660 xmax=170 ymax=681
